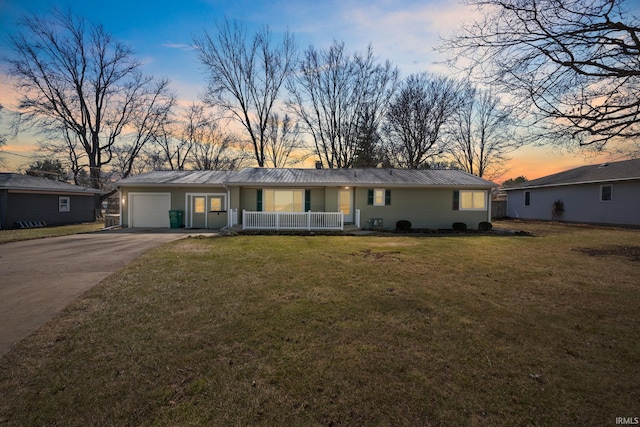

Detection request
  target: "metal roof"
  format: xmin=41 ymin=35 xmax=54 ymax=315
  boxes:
xmin=0 ymin=173 xmax=103 ymax=194
xmin=116 ymin=170 xmax=236 ymax=186
xmin=227 ymin=168 xmax=496 ymax=187
xmin=503 ymin=158 xmax=640 ymax=190
xmin=117 ymin=168 xmax=496 ymax=188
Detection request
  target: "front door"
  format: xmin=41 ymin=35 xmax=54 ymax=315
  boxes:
xmin=191 ymin=196 xmax=206 ymax=228
xmin=338 ymin=189 xmax=353 ymax=223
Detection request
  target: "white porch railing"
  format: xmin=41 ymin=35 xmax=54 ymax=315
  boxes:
xmin=242 ymin=210 xmax=344 ymax=231
xmin=229 ymin=208 xmax=239 ymax=227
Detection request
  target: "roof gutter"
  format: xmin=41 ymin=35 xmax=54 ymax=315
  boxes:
xmin=503 ymin=176 xmax=640 ymax=191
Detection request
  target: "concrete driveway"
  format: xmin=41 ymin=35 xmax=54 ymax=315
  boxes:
xmin=0 ymin=229 xmax=217 ymax=356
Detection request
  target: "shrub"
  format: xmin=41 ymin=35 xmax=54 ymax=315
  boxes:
xmin=478 ymin=221 xmax=493 ymax=231
xmin=552 ymin=200 xmax=565 ymax=219
xmin=396 ymin=220 xmax=412 ymax=231
xmin=452 ymin=222 xmax=467 ymax=231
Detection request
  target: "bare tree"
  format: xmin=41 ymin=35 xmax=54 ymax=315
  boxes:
xmin=151 ymin=103 xmax=204 ymax=171
xmin=194 ymin=19 xmax=297 ymax=167
xmin=7 ymin=9 xmax=171 ymax=188
xmin=112 ymin=79 xmax=175 ymax=178
xmin=190 ymin=117 xmax=242 ymax=171
xmin=153 ymin=126 xmax=189 ymax=171
xmin=446 ymin=85 xmax=520 ymax=179
xmin=383 ymin=73 xmax=464 ymax=169
xmin=440 ymin=0 xmax=640 ymax=152
xmin=287 ymin=41 xmax=399 ymax=168
xmin=264 ymin=113 xmax=307 ymax=167
xmin=0 ymin=104 xmax=6 ymax=166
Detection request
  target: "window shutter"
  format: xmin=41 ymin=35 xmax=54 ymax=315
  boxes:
xmin=367 ymin=189 xmax=374 ymax=205
xmin=452 ymin=191 xmax=459 ymax=210
xmin=305 ymin=189 xmax=311 ymax=211
xmin=385 ymin=190 xmax=391 ymax=205
xmin=257 ymin=189 xmax=263 ymax=212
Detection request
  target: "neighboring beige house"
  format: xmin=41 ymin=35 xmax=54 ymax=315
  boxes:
xmin=116 ymin=168 xmax=496 ymax=230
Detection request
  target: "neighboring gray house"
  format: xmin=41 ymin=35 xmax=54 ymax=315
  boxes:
xmin=504 ymin=158 xmax=640 ymax=227
xmin=117 ymin=168 xmax=497 ymax=230
xmin=0 ymin=173 xmax=102 ymax=230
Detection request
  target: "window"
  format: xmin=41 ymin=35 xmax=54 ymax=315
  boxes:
xmin=600 ymin=185 xmax=612 ymax=202
xmin=374 ymin=188 xmax=385 ymax=206
xmin=264 ymin=189 xmax=304 ymax=212
xmin=194 ymin=197 xmax=206 ymax=214
xmin=210 ymin=196 xmax=224 ymax=211
xmin=524 ymin=191 xmax=531 ymax=206
xmin=367 ymin=189 xmax=391 ymax=206
xmin=59 ymin=196 xmax=70 ymax=212
xmin=459 ymin=190 xmax=486 ymax=210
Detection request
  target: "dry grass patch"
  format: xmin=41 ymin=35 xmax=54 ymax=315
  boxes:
xmin=0 ymin=222 xmax=104 ymax=244
xmin=0 ymin=221 xmax=639 ymax=426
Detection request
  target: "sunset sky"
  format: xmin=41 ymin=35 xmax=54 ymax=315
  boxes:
xmin=0 ymin=0 xmax=627 ymax=181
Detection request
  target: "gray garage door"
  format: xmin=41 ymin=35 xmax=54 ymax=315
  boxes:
xmin=129 ymin=193 xmax=171 ymax=227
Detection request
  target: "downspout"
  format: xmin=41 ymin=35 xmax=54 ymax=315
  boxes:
xmin=223 ymin=184 xmax=232 ymax=229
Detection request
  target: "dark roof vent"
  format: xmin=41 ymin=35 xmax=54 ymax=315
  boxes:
xmin=599 ymin=163 xmax=609 ymax=168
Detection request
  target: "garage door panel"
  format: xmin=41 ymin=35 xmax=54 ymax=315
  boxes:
xmin=130 ymin=193 xmax=171 ymax=227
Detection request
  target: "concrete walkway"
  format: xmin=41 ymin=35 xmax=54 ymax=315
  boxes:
xmin=0 ymin=229 xmax=217 ymax=356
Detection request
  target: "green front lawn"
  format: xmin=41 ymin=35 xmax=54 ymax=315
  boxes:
xmin=1 ymin=221 xmax=638 ymax=426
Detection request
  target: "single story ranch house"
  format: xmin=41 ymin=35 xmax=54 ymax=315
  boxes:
xmin=503 ymin=158 xmax=640 ymax=227
xmin=116 ymin=168 xmax=496 ymax=231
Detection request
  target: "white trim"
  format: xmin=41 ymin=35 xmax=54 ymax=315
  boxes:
xmin=373 ymin=188 xmax=385 ymax=206
xmin=503 ymin=176 xmax=639 ymax=191
xmin=459 ymin=190 xmax=487 ymax=211
xmin=600 ymin=184 xmax=613 ymax=202
xmin=338 ymin=188 xmax=354 ymax=222
xmin=58 ymin=196 xmax=70 ymax=212
xmin=185 ymin=192 xmax=228 ymax=228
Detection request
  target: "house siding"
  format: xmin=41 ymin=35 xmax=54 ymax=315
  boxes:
xmin=309 ymin=188 xmax=326 ymax=211
xmin=356 ymin=187 xmax=489 ymax=230
xmin=1 ymin=191 xmax=96 ymax=229
xmin=506 ymin=180 xmax=640 ymax=226
xmin=121 ymin=186 xmax=228 ymax=228
xmin=121 ymin=185 xmax=491 ymax=230
xmin=240 ymin=187 xmax=259 ymax=212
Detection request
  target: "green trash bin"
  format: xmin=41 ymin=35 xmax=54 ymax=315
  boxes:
xmin=169 ymin=210 xmax=183 ymax=229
